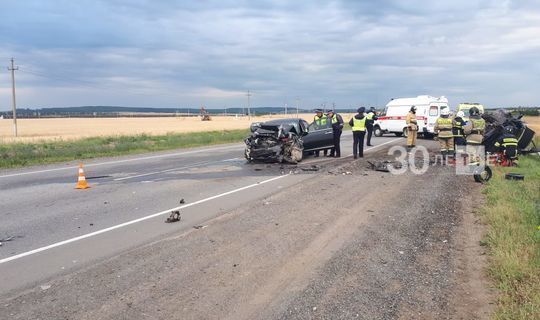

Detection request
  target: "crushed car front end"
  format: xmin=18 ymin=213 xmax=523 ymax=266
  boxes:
xmin=244 ymin=121 xmax=304 ymax=163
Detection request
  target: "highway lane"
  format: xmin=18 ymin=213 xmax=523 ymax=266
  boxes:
xmin=0 ymin=133 xmax=402 ymax=293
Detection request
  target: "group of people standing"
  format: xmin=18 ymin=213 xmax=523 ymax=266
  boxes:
xmin=312 ymin=105 xmax=520 ymax=165
xmin=406 ymin=105 xmax=495 ymax=162
xmin=313 ymin=107 xmax=378 ymax=159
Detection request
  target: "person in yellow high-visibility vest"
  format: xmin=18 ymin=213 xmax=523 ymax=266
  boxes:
xmin=326 ymin=109 xmax=344 ymax=157
xmin=365 ymin=107 xmax=378 ymax=146
xmin=313 ymin=109 xmax=329 ymax=157
xmin=434 ymin=107 xmax=455 ymax=162
xmin=313 ymin=109 xmax=328 ymax=129
xmin=348 ymin=107 xmax=367 ymax=159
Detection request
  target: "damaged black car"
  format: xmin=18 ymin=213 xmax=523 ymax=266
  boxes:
xmin=244 ymin=118 xmax=335 ymax=163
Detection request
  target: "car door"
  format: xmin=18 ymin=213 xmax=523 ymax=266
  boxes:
xmin=302 ymin=121 xmax=333 ymax=151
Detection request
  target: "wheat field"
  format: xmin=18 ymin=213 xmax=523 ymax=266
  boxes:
xmin=524 ymin=116 xmax=540 ymax=133
xmin=0 ymin=113 xmax=356 ymax=144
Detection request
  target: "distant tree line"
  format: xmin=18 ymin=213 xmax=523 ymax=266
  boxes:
xmin=0 ymin=106 xmax=360 ymax=119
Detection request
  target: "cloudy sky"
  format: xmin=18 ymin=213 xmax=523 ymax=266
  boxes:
xmin=0 ymin=0 xmax=539 ymax=110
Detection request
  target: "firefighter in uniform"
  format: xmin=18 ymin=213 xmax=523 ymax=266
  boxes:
xmin=365 ymin=107 xmax=378 ymax=146
xmin=349 ymin=107 xmax=367 ymax=159
xmin=406 ymin=106 xmax=418 ymax=151
xmin=465 ymin=107 xmax=485 ymax=163
xmin=453 ymin=111 xmax=466 ymax=146
xmin=494 ymin=126 xmax=519 ymax=165
xmin=313 ymin=109 xmax=329 ymax=157
xmin=326 ymin=109 xmax=344 ymax=157
xmin=434 ymin=107 xmax=454 ymax=162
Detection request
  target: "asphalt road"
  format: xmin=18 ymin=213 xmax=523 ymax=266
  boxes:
xmin=0 ymin=133 xmax=401 ymax=294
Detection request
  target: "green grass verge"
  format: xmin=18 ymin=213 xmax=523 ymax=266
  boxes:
xmin=0 ymin=129 xmax=249 ymax=169
xmin=481 ymin=149 xmax=540 ymax=319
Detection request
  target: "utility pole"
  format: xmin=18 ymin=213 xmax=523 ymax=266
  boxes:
xmin=246 ymin=90 xmax=252 ymax=119
xmin=285 ymin=102 xmax=288 ymax=115
xmin=8 ymin=58 xmax=18 ymax=137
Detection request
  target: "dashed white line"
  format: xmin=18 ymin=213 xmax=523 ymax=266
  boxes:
xmin=0 ymin=137 xmax=403 ymax=265
xmin=114 ymin=157 xmax=240 ymax=181
xmin=0 ymin=144 xmax=243 ymax=179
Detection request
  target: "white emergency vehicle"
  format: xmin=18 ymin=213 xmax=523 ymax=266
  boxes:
xmin=374 ymin=95 xmax=449 ymax=138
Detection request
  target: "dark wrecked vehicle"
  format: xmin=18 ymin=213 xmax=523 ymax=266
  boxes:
xmin=244 ymin=118 xmax=335 ymax=163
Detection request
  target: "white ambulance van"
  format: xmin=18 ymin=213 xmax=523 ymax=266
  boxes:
xmin=374 ymin=95 xmax=449 ymax=138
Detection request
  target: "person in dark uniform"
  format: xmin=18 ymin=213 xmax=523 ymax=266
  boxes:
xmin=494 ymin=125 xmax=519 ymax=165
xmin=453 ymin=111 xmax=467 ymax=146
xmin=349 ymin=107 xmax=367 ymax=159
xmin=326 ymin=109 xmax=344 ymax=157
xmin=365 ymin=107 xmax=378 ymax=146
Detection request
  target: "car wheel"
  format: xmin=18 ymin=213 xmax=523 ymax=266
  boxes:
xmin=284 ymin=139 xmax=304 ymax=164
xmin=395 ymin=131 xmax=404 ymax=137
xmin=401 ymin=127 xmax=408 ymax=137
xmin=374 ymin=126 xmax=383 ymax=137
xmin=473 ymin=165 xmax=492 ymax=183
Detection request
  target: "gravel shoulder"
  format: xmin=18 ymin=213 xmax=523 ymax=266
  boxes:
xmin=0 ymin=140 xmax=494 ymax=319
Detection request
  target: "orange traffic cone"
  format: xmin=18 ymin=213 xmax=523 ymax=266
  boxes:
xmin=75 ymin=163 xmax=90 ymax=189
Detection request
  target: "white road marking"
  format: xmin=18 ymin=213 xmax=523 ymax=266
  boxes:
xmin=0 ymin=137 xmax=403 ymax=265
xmin=114 ymin=157 xmax=240 ymax=181
xmin=0 ymin=144 xmax=243 ymax=179
xmin=0 ymin=174 xmax=290 ymax=265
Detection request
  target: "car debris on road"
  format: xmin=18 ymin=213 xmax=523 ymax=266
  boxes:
xmin=165 ymin=210 xmax=181 ymax=223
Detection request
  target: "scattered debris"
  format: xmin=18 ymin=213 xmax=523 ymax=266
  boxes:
xmin=179 ymin=198 xmax=186 ymax=204
xmin=505 ymin=173 xmax=525 ymax=181
xmin=313 ymin=307 xmax=317 ymax=311
xmin=193 ymin=225 xmax=208 ymax=230
xmin=254 ymin=168 xmax=263 ymax=171
xmin=40 ymin=284 xmax=51 ymax=291
xmin=263 ymin=201 xmax=272 ymax=205
xmin=89 ymin=223 xmax=94 ymax=226
xmin=103 ymin=201 xmax=108 ymax=204
xmin=0 ymin=236 xmax=14 ymax=243
xmin=165 ymin=210 xmax=181 ymax=223
xmin=233 ymin=264 xmax=238 ymax=267
xmin=367 ymin=161 xmax=392 ymax=172
xmin=398 ymin=251 xmax=404 ymax=255
xmin=442 ymin=240 xmax=448 ymax=243
xmin=367 ymin=210 xmax=374 ymax=213
xmin=301 ymin=165 xmax=320 ymax=172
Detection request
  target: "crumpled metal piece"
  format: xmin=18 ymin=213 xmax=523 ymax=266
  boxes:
xmin=165 ymin=210 xmax=181 ymax=223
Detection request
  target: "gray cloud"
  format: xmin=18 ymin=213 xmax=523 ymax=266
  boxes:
xmin=0 ymin=0 xmax=539 ymax=110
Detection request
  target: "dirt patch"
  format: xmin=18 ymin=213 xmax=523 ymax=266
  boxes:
xmin=447 ymin=189 xmax=496 ymax=319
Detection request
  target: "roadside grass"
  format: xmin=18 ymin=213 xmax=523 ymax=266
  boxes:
xmin=481 ymin=146 xmax=540 ymax=319
xmin=0 ymin=129 xmax=249 ymax=169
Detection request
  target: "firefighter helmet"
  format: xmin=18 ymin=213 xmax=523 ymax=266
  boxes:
xmin=503 ymin=125 xmax=515 ymax=135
